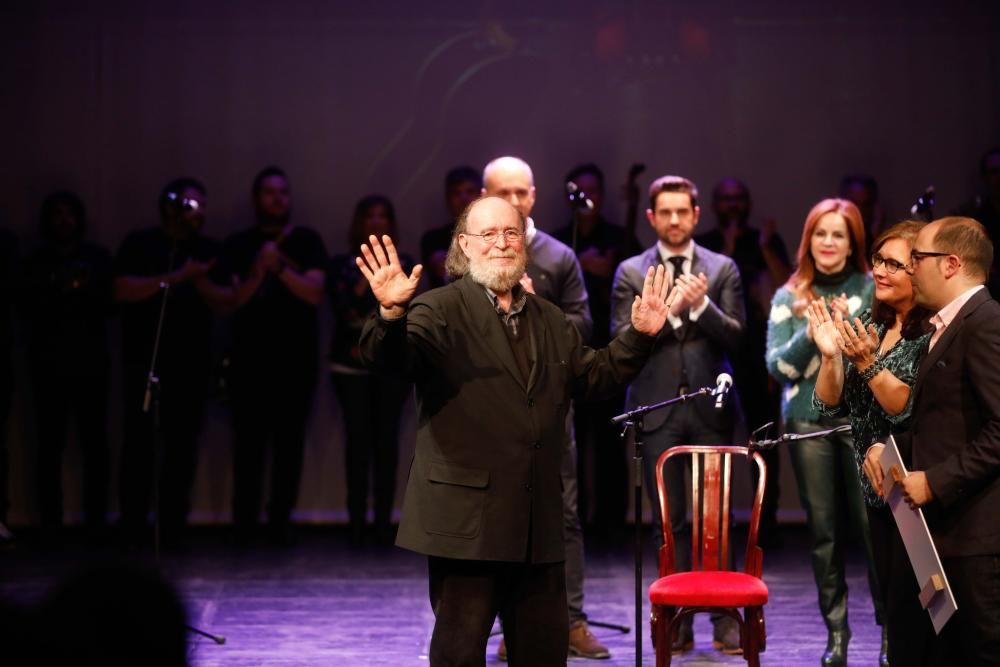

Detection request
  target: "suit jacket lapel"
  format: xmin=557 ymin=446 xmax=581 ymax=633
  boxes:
xmin=457 ymin=275 xmax=528 ymax=393
xmin=526 ymin=297 xmax=544 ymax=395
xmin=913 ymin=288 xmax=991 ymax=404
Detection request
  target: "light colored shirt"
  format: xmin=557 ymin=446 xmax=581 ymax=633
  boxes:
xmin=525 ymin=217 xmax=537 ymax=244
xmin=928 ymin=285 xmax=985 ymax=351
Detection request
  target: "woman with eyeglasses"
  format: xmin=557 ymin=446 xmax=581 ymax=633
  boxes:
xmin=766 ymin=198 xmax=879 ymax=667
xmin=809 ymin=220 xmax=933 ymax=667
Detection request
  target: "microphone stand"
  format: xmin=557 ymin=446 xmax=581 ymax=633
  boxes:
xmin=611 ymin=384 xmax=720 ymax=667
xmin=747 ymin=423 xmax=852 ymax=453
xmin=142 ymin=239 xmax=225 ymax=646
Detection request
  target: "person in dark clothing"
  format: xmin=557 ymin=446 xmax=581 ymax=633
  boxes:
xmin=420 ymin=166 xmax=482 ymax=289
xmin=695 ymin=178 xmax=790 ymax=546
xmin=357 ymin=196 xmax=670 ymax=666
xmin=329 ymin=195 xmax=412 ymax=546
xmin=224 ymin=166 xmax=327 ymax=545
xmin=0 ymin=227 xmax=18 ymax=544
xmin=22 ymin=192 xmax=113 ymax=540
xmin=553 ymin=163 xmax=639 ymax=541
xmin=839 ymin=174 xmax=887 ymax=248
xmin=114 ymin=177 xmax=230 ymax=547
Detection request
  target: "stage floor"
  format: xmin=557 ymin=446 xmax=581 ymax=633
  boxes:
xmin=0 ymin=526 xmax=883 ymax=666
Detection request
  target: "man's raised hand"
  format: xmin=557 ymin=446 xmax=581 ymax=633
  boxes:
xmin=631 ymin=264 xmax=671 ymax=336
xmin=356 ymin=235 xmax=423 ymax=317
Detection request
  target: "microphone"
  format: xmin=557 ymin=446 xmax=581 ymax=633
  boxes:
xmin=713 ymin=372 xmax=733 ymax=409
xmin=909 ymin=185 xmax=935 ymax=221
xmin=566 ymin=181 xmax=594 ymax=210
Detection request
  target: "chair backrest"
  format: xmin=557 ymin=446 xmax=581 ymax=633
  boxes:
xmin=654 ymin=445 xmax=767 ymax=575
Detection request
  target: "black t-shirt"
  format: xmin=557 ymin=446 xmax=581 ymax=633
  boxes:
xmin=22 ymin=241 xmax=113 ymax=361
xmin=114 ymin=226 xmax=224 ymax=373
xmin=552 ymin=217 xmax=638 ymax=346
xmin=420 ymin=222 xmax=455 ymax=289
xmin=695 ymin=226 xmax=789 ymax=325
xmin=223 ymin=225 xmax=327 ymax=365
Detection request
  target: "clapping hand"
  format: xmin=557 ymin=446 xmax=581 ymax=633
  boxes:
xmin=356 ymin=235 xmax=423 ymax=316
xmin=805 ymin=298 xmax=842 ymax=358
xmin=837 ymin=315 xmax=879 ymax=368
xmin=668 ymin=272 xmax=708 ymax=317
xmin=631 ymin=264 xmax=672 ymax=335
xmin=828 ymin=292 xmax=851 ymax=318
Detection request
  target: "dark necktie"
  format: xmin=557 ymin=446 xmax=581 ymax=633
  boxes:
xmin=667 ymin=256 xmax=686 ymax=287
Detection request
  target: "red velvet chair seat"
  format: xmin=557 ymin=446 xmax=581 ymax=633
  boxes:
xmin=649 ymin=568 xmax=769 ymax=608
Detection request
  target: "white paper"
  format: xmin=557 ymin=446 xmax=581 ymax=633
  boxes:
xmin=880 ymin=435 xmax=958 ymax=634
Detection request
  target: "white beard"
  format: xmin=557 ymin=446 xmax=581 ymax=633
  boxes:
xmin=468 ymin=250 xmax=527 ymax=293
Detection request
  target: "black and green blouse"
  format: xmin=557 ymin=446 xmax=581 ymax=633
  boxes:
xmin=812 ymin=309 xmax=931 ymax=507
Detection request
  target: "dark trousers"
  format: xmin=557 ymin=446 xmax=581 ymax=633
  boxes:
xmin=119 ymin=363 xmax=205 ymax=536
xmin=561 ymin=409 xmax=585 ymax=624
xmin=230 ymin=362 xmax=316 ymax=529
xmin=573 ymin=391 xmax=627 ymax=536
xmin=331 ymin=372 xmax=408 ymax=532
xmin=787 ymin=419 xmax=884 ymax=630
xmin=643 ymin=401 xmax=735 ymax=632
xmin=868 ymin=503 xmax=934 ymax=665
xmin=31 ymin=354 xmax=110 ymax=529
xmin=929 ymin=554 xmax=1000 ymax=666
xmin=428 ymin=556 xmax=568 ymax=667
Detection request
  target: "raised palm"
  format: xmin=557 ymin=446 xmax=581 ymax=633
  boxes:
xmin=356 ymin=235 xmax=423 ymax=310
xmin=630 ymin=264 xmax=673 ymax=336
xmin=807 ymin=298 xmax=842 ymax=358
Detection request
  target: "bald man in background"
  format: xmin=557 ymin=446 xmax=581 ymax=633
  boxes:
xmin=482 ymin=156 xmax=610 ymax=660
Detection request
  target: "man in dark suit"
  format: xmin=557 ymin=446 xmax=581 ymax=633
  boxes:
xmin=358 ymin=196 xmax=671 ymax=666
xmin=482 ymin=155 xmax=607 ymax=659
xmin=611 ymin=175 xmax=746 ymax=654
xmin=865 ymin=216 xmax=1000 ymax=666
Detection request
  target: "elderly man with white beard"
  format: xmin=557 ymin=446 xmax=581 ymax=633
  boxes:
xmin=358 ymin=196 xmax=672 ymax=666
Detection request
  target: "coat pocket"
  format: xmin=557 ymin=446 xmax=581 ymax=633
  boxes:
xmin=422 ymin=462 xmax=489 ymax=539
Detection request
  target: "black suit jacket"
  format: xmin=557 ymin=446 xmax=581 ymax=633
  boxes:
xmin=360 ymin=274 xmax=654 ymax=563
xmin=896 ymin=287 xmax=1000 ymax=557
xmin=611 ymin=243 xmax=745 ymax=432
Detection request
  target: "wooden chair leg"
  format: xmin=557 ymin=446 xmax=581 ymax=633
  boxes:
xmin=743 ymin=606 xmax=764 ymax=667
xmin=654 ymin=605 xmax=673 ymax=667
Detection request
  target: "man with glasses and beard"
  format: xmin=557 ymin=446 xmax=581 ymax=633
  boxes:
xmin=357 ymin=196 xmax=671 ymax=666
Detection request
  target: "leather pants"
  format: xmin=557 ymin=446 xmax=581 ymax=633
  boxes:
xmin=786 ymin=419 xmax=885 ymax=631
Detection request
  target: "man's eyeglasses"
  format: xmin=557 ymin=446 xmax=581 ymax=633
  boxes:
xmin=464 ymin=229 xmax=523 ymax=245
xmin=871 ymin=254 xmax=909 ymax=274
xmin=909 ymin=249 xmax=950 ymax=264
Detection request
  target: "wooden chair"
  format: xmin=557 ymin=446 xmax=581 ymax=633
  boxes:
xmin=648 ymin=445 xmax=768 ymax=667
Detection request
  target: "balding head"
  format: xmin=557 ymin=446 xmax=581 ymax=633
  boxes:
xmin=444 ymin=196 xmax=527 ymax=290
xmin=482 ymin=156 xmax=537 ymax=218
xmin=910 ymin=217 xmax=992 ymax=309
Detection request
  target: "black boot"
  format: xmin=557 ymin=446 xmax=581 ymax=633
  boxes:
xmin=879 ymin=625 xmax=889 ymax=667
xmin=821 ymin=628 xmax=850 ymax=667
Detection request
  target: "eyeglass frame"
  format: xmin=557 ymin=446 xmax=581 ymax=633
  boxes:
xmin=870 ymin=253 xmax=910 ymax=274
xmin=909 ymin=249 xmax=950 ymax=263
xmin=462 ymin=229 xmax=524 ymax=245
